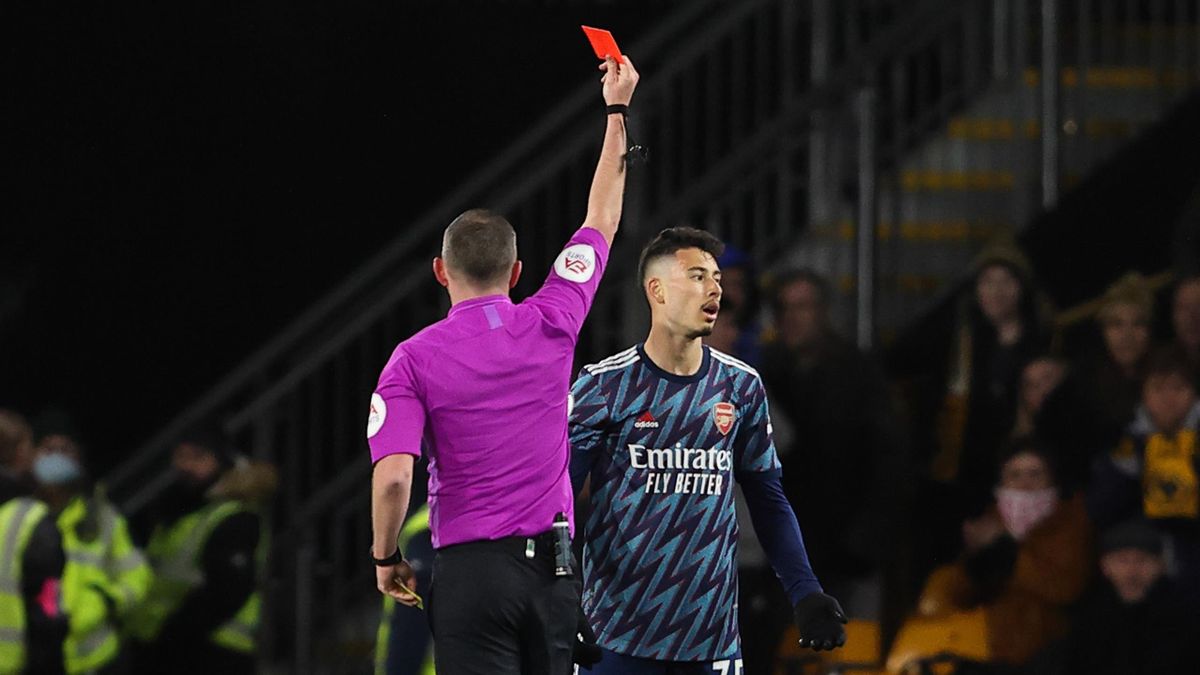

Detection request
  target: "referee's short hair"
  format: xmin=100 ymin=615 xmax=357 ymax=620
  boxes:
xmin=637 ymin=227 xmax=725 ymax=284
xmin=442 ymin=209 xmax=518 ymax=286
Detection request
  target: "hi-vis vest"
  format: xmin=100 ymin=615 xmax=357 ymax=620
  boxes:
xmin=58 ymin=494 xmax=153 ymax=674
xmin=0 ymin=497 xmax=51 ymax=674
xmin=374 ymin=506 xmax=433 ymax=675
xmin=126 ymin=500 xmax=264 ymax=653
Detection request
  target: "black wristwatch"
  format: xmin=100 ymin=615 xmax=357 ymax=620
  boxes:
xmin=372 ymin=547 xmax=403 ymax=566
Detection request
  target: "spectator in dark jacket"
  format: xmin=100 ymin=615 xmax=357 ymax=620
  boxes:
xmin=1089 ymin=348 xmax=1200 ymax=604
xmin=761 ymin=270 xmax=907 ymax=617
xmin=1057 ymin=518 xmax=1200 ymax=675
xmin=1038 ymin=272 xmax=1156 ymax=491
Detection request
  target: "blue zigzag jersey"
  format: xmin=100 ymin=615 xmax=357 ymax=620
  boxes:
xmin=569 ymin=343 xmax=781 ymax=661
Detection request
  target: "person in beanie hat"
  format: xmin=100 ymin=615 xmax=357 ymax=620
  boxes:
xmin=1053 ymin=518 xmax=1200 ymax=675
xmin=127 ymin=426 xmax=275 ymax=674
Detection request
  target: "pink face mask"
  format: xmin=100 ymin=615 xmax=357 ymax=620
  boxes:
xmin=995 ymin=487 xmax=1058 ymax=540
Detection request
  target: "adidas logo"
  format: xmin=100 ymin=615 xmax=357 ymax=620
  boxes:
xmin=634 ymin=412 xmax=659 ymax=429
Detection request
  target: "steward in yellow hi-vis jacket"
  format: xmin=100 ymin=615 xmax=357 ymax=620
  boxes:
xmin=126 ymin=430 xmax=276 ymax=675
xmin=32 ymin=431 xmax=153 ymax=674
xmin=1 ymin=410 xmax=68 ymax=675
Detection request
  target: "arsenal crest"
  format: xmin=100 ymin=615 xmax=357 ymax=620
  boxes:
xmin=713 ymin=402 xmax=735 ymax=435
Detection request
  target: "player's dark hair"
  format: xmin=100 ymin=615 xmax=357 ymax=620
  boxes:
xmin=637 ymin=227 xmax=725 ymax=284
xmin=442 ymin=209 xmax=518 ymax=286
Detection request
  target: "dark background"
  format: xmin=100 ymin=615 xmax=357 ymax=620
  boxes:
xmin=2 ymin=0 xmax=675 ymax=468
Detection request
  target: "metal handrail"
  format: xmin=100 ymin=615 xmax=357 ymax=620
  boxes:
xmin=103 ymin=0 xmax=745 ymax=500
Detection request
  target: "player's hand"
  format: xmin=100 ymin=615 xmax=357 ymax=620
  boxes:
xmin=572 ymin=604 xmax=603 ymax=667
xmin=599 ymin=55 xmax=639 ymax=107
xmin=377 ymin=560 xmax=420 ymax=607
xmin=793 ymin=592 xmax=847 ymax=651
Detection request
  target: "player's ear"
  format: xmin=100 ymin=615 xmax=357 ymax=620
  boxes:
xmin=508 ymin=260 xmax=523 ymax=289
xmin=433 ymin=257 xmax=450 ymax=288
xmin=647 ymin=277 xmax=665 ymax=305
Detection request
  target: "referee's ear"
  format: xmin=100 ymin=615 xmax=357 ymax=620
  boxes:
xmin=433 ymin=257 xmax=450 ymax=288
xmin=508 ymin=261 xmax=523 ymax=290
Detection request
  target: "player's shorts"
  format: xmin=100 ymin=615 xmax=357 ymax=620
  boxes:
xmin=578 ymin=647 xmax=744 ymax=674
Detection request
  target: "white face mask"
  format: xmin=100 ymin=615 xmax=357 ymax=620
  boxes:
xmin=32 ymin=453 xmax=83 ymax=486
xmin=995 ymin=487 xmax=1058 ymax=540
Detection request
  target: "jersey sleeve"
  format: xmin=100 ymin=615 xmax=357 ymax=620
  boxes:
xmin=568 ymin=368 xmax=612 ymax=494
xmin=735 ymin=375 xmax=783 ymax=476
xmin=525 ymin=227 xmax=611 ymax=340
xmin=367 ymin=345 xmax=427 ymax=463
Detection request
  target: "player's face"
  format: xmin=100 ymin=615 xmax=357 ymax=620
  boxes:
xmin=654 ymin=248 xmax=722 ymax=339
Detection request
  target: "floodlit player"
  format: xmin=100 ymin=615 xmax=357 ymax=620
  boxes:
xmin=569 ymin=227 xmax=847 ymax=673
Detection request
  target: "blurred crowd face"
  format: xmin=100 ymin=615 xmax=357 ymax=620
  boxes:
xmin=3 ymin=430 xmax=34 ymax=475
xmin=1020 ymin=358 xmax=1066 ymax=417
xmin=1102 ymin=303 xmax=1151 ymax=372
xmin=719 ymin=266 xmax=749 ymax=316
xmin=776 ymin=279 xmax=826 ymax=350
xmin=999 ymin=451 xmax=1055 ymax=491
xmin=975 ymin=264 xmax=1022 ymax=326
xmin=1173 ymin=279 xmax=1200 ymax=352
xmin=172 ymin=442 xmax=221 ymax=484
xmin=704 ymin=311 xmax=738 ymax=354
xmin=1143 ymin=372 xmax=1197 ymax=434
xmin=1101 ymin=548 xmax=1164 ymax=604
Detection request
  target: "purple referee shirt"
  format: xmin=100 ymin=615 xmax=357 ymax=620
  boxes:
xmin=367 ymin=227 xmax=610 ymax=548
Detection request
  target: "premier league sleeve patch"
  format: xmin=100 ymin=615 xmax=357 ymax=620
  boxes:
xmin=367 ymin=392 xmax=387 ymax=439
xmin=553 ymin=244 xmax=597 ymax=283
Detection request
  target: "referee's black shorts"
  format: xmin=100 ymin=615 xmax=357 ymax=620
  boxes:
xmin=428 ymin=532 xmax=581 ymax=675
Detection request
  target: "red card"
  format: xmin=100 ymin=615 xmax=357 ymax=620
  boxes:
xmin=582 ymin=25 xmax=624 ymax=63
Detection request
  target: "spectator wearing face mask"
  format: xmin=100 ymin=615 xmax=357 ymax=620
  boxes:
xmin=1048 ymin=518 xmax=1200 ymax=675
xmin=912 ymin=439 xmax=1091 ymax=667
xmin=1090 ymin=347 xmax=1200 ymax=604
xmin=32 ymin=430 xmax=152 ymax=675
xmin=0 ymin=409 xmax=69 ymax=674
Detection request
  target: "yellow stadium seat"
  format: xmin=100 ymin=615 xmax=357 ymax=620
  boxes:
xmin=885 ymin=608 xmax=989 ymax=674
xmin=774 ymin=619 xmax=884 ymax=675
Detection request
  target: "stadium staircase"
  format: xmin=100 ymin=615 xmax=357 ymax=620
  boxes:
xmin=101 ymin=1 xmax=1200 ymax=671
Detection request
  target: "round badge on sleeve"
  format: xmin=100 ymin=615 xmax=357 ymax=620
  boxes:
xmin=367 ymin=393 xmax=387 ymax=438
xmin=554 ymin=244 xmax=597 ymax=283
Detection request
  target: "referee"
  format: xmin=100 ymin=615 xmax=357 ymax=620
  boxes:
xmin=368 ymin=55 xmax=639 ymax=675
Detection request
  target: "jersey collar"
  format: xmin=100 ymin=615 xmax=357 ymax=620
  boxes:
xmin=636 ymin=343 xmax=711 ymax=384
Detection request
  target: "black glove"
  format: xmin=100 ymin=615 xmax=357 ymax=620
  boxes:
xmin=792 ymin=591 xmax=847 ymax=651
xmin=572 ymin=604 xmax=603 ymax=668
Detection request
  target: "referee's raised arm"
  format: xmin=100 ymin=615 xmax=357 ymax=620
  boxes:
xmin=365 ymin=53 xmax=640 ymax=675
xmin=582 ymin=55 xmax=639 ymax=248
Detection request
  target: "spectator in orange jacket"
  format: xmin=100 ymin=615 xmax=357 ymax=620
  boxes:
xmin=915 ymin=438 xmax=1092 ymax=666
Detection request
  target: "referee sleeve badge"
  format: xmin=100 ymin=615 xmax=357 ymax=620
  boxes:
xmin=367 ymin=392 xmax=387 ymax=438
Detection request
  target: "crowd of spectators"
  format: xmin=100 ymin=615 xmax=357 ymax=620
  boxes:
xmin=706 ymin=243 xmax=1200 ymax=673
